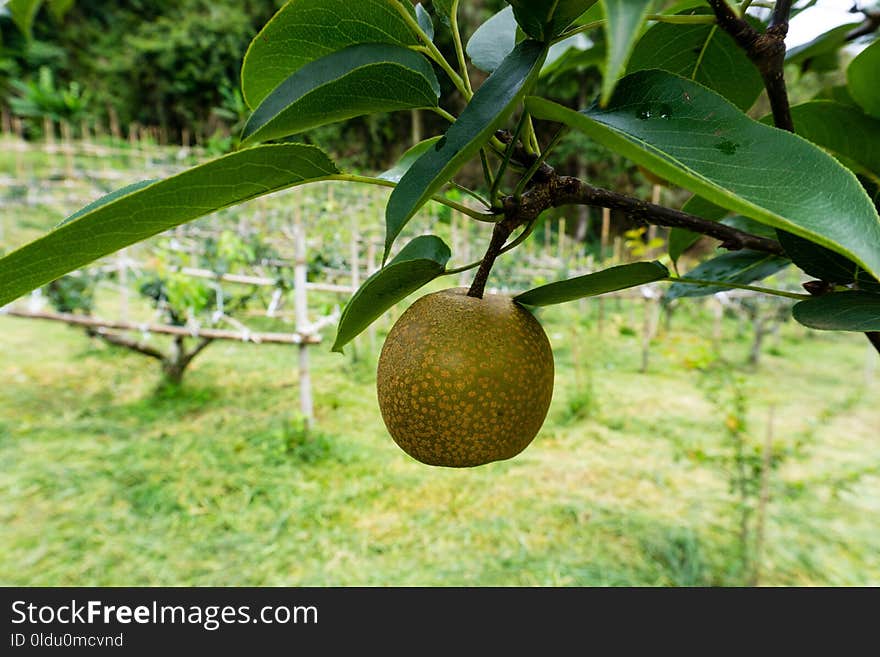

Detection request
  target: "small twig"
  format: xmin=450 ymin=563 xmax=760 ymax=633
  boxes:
xmin=467 ymin=218 xmax=517 ymax=298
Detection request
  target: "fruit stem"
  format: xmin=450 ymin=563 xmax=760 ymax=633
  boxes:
xmin=467 ymin=220 xmax=515 ymax=298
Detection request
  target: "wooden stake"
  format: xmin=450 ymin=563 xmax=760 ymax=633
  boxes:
xmin=60 ymin=120 xmax=74 ymax=179
xmin=118 ymin=249 xmax=130 ymax=322
xmin=601 ymin=208 xmax=611 ymax=262
xmin=557 ymin=217 xmax=565 ymax=263
xmin=13 ymin=118 xmax=24 ymax=178
xmin=294 ymin=210 xmax=314 ymax=425
xmin=367 ymin=237 xmax=378 ymax=354
xmin=108 ymin=104 xmax=122 ymax=140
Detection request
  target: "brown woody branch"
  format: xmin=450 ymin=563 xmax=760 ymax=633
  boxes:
xmin=466 ymin=169 xmax=786 ymax=298
xmin=707 ymin=0 xmax=794 ymax=132
xmin=846 ymin=10 xmax=880 ymax=42
xmin=86 ymin=327 xmax=166 ymax=360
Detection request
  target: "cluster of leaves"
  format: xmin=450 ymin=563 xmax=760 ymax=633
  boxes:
xmin=140 ymin=230 xmax=262 ymax=327
xmin=0 ymin=1 xmax=878 ymax=356
xmin=8 ymin=64 xmax=89 ymax=123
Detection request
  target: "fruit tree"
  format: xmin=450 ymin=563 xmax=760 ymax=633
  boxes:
xmin=1 ymin=0 xmax=878 ymax=466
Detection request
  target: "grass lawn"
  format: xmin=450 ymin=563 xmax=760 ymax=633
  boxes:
xmin=2 ymin=297 xmax=878 ymax=586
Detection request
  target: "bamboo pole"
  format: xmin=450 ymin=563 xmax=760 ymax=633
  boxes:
xmin=1 ymin=309 xmax=319 ymax=344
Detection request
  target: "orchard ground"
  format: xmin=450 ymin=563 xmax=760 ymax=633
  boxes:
xmin=1 ymin=140 xmax=879 ymax=586
xmin=2 ymin=285 xmax=878 ymax=585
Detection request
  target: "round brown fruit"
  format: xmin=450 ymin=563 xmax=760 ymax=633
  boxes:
xmin=376 ymin=288 xmax=554 ymax=467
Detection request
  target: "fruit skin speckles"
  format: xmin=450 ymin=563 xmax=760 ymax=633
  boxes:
xmin=376 ymin=287 xmax=555 ymax=467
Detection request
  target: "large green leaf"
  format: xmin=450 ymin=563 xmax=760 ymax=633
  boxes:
xmin=385 ymin=39 xmax=547 ymax=261
xmin=668 ymin=195 xmax=728 ymax=262
xmin=776 ymin=230 xmax=880 ymax=292
xmin=466 ymin=5 xmax=518 ymax=73
xmin=415 ymin=2 xmax=434 ymax=41
xmin=627 ymin=9 xmax=763 ymax=111
xmin=525 ymin=70 xmax=880 ymax=280
xmin=599 ymin=0 xmax=656 ymax=105
xmin=241 ymin=44 xmax=439 ymax=145
xmin=793 ymin=292 xmax=880 ymax=332
xmin=541 ymin=33 xmax=595 ymax=77
xmin=666 ymin=250 xmax=790 ymax=300
xmin=6 ymin=0 xmax=41 ymax=36
xmin=848 ymin=40 xmax=880 ymax=120
xmin=507 ymin=0 xmax=597 ymax=41
xmin=432 ymin=0 xmax=453 ymax=20
xmin=331 ymin=235 xmax=451 ymax=352
xmin=240 ymin=0 xmax=420 ymax=108
xmin=786 ymin=21 xmax=861 ymax=67
xmin=515 ymin=261 xmax=668 ymax=306
xmin=788 ymin=101 xmax=880 ymax=181
xmin=668 ymin=196 xmax=778 ymax=263
xmin=46 ymin=0 xmax=73 ymax=21
xmin=379 ymin=137 xmax=443 ymax=183
xmin=0 ymin=145 xmax=339 ymax=306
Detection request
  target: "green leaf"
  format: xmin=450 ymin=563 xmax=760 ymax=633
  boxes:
xmin=848 ymin=40 xmax=880 ymax=120
xmin=540 ymin=34 xmax=603 ymax=81
xmin=0 ymin=145 xmax=339 ymax=307
xmin=241 ymin=44 xmax=439 ymax=145
xmin=787 ymin=101 xmax=880 ymax=181
xmin=46 ymin=0 xmax=73 ymax=21
xmin=432 ymin=0 xmax=453 ymax=20
xmin=332 ymin=235 xmax=451 ymax=352
xmin=669 ymin=196 xmax=778 ymax=263
xmin=59 ymin=179 xmax=159 ymax=227
xmin=786 ymin=22 xmax=861 ymax=67
xmin=599 ymin=0 xmax=656 ymax=105
xmin=722 ymin=215 xmax=777 ymax=239
xmin=776 ymin=230 xmax=880 ymax=292
xmin=466 ymin=5 xmax=518 ymax=73
xmin=507 ymin=0 xmax=597 ymax=41
xmin=627 ymin=9 xmax=763 ymax=111
xmin=515 ymin=261 xmax=668 ymax=306
xmin=385 ymin=40 xmax=547 ymax=261
xmin=669 ymin=195 xmax=729 ymax=262
xmin=379 ymin=137 xmax=443 ymax=183
xmin=666 ymin=250 xmax=790 ymax=300
xmin=793 ymin=292 xmax=880 ymax=332
xmin=525 ymin=70 xmax=880 ymax=280
xmin=6 ymin=0 xmax=41 ymax=36
xmin=416 ymin=3 xmax=434 ymax=41
xmin=668 ymin=229 xmax=699 ymax=263
xmin=240 ymin=0 xmax=420 ymax=108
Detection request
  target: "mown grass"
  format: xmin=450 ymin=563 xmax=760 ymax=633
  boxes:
xmin=2 ymin=140 xmax=878 ymax=586
xmin=1 ymin=297 xmax=878 ymax=586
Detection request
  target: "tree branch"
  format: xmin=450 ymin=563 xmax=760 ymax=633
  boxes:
xmin=707 ymin=0 xmax=793 ymax=132
xmin=770 ymin=0 xmax=794 ymax=30
xmin=846 ymin=10 xmax=880 ymax=42
xmin=178 ymin=337 xmax=214 ymax=372
xmin=86 ymin=328 xmax=166 ymax=360
xmin=513 ymin=176 xmax=785 ymax=256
